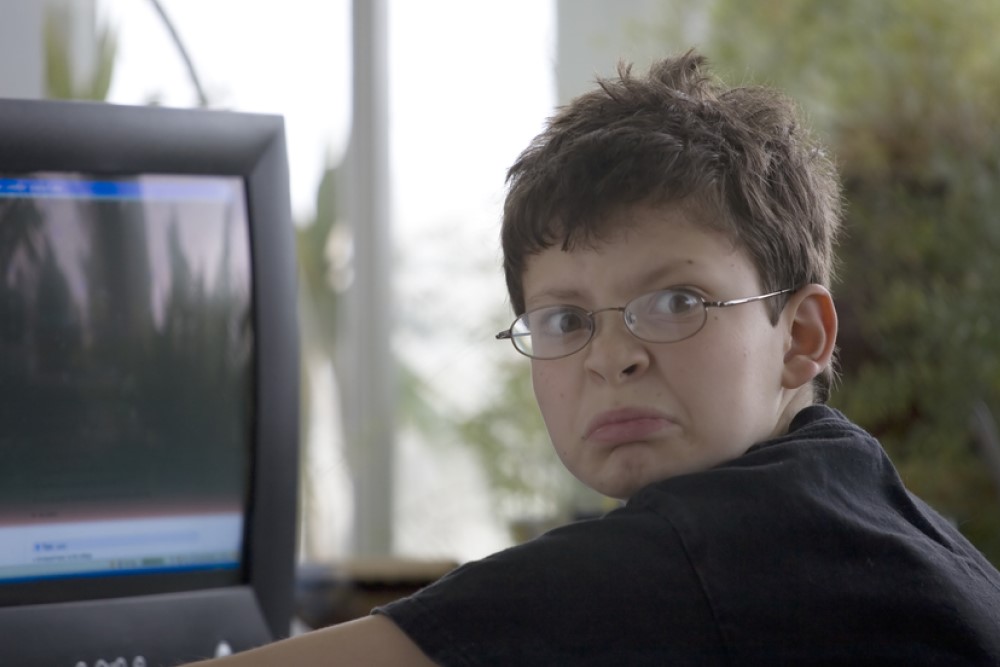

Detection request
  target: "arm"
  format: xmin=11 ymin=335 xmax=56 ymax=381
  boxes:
xmin=184 ymin=615 xmax=437 ymax=667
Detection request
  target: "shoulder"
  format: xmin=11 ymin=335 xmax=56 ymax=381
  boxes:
xmin=378 ymin=507 xmax=724 ymax=664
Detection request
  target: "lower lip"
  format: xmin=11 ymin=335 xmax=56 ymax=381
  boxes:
xmin=587 ymin=418 xmax=671 ymax=446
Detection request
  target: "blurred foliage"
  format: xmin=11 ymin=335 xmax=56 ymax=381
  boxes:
xmin=295 ymin=164 xmax=342 ymax=560
xmin=704 ymin=0 xmax=1000 ymax=563
xmin=296 ymin=163 xmax=469 ymax=554
xmin=296 ymin=166 xmax=343 ymax=360
xmin=457 ymin=328 xmax=590 ymax=524
xmin=295 ymin=163 xmax=438 ymax=429
xmin=44 ymin=3 xmax=117 ymax=101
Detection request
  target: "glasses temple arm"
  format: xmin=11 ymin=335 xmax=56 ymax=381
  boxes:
xmin=703 ymin=288 xmax=796 ymax=309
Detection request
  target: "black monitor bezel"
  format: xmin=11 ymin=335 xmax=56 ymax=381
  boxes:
xmin=0 ymin=98 xmax=299 ymax=641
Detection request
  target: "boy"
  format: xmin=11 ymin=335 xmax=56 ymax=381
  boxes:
xmin=192 ymin=51 xmax=1000 ymax=665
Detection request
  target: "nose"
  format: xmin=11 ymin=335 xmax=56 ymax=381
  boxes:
xmin=582 ymin=308 xmax=651 ymax=382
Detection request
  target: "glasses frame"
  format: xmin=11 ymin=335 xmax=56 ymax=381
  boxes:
xmin=496 ymin=287 xmax=797 ymax=360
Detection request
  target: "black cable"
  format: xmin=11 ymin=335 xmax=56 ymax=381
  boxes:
xmin=147 ymin=0 xmax=210 ymax=107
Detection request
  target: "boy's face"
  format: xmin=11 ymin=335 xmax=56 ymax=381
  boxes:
xmin=524 ymin=205 xmax=801 ymax=499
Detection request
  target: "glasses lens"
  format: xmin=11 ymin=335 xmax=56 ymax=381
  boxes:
xmin=626 ymin=289 xmax=706 ymax=342
xmin=515 ymin=306 xmax=593 ymax=359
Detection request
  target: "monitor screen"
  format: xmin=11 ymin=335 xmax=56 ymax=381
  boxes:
xmin=0 ymin=98 xmax=300 ymax=667
xmin=0 ymin=174 xmax=251 ymax=591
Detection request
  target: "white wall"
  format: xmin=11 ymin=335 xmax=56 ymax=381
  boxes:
xmin=556 ymin=0 xmax=708 ymax=104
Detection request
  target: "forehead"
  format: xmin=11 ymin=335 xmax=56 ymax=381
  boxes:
xmin=522 ymin=205 xmax=760 ymax=306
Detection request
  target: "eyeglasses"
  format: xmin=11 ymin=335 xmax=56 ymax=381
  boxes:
xmin=496 ymin=287 xmax=796 ymax=360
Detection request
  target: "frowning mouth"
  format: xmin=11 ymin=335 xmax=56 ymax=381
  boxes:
xmin=584 ymin=408 xmax=674 ymax=446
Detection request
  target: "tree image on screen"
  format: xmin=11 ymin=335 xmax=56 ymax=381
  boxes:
xmin=0 ymin=180 xmax=253 ymax=526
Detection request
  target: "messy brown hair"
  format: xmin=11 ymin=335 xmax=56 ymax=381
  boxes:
xmin=501 ymin=51 xmax=842 ymax=401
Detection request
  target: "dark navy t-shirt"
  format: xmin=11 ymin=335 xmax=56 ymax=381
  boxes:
xmin=376 ymin=406 xmax=1000 ymax=665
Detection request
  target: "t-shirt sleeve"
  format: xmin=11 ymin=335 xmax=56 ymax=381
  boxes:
xmin=373 ymin=506 xmax=725 ymax=666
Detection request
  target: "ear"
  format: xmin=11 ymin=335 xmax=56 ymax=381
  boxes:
xmin=781 ymin=284 xmax=838 ymax=391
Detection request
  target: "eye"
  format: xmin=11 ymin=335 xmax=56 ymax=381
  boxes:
xmin=531 ymin=307 xmax=589 ymax=336
xmin=647 ymin=289 xmax=701 ymax=316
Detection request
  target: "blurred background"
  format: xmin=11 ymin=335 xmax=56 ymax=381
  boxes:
xmin=3 ymin=0 xmax=1000 ymax=572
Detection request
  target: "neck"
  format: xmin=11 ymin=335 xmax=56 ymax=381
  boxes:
xmin=774 ymin=388 xmax=815 ymax=438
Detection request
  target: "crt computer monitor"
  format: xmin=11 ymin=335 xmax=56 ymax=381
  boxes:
xmin=0 ymin=98 xmax=299 ymax=666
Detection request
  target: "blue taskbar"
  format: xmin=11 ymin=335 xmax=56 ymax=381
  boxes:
xmin=0 ymin=175 xmax=240 ymax=202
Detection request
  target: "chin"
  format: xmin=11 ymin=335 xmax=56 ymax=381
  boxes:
xmin=595 ymin=461 xmax=699 ymax=499
xmin=591 ymin=474 xmax=653 ymax=501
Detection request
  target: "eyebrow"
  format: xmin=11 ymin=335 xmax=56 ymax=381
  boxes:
xmin=526 ymin=258 xmax=699 ymax=307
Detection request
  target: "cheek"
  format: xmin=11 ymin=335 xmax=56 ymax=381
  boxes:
xmin=667 ymin=324 xmax=754 ymax=401
xmin=531 ymin=363 xmax=574 ymax=433
xmin=688 ymin=321 xmax=782 ymax=410
xmin=530 ymin=364 xmax=556 ymax=409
